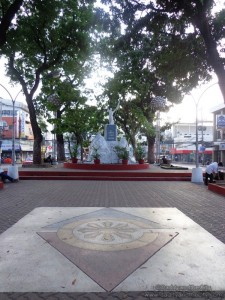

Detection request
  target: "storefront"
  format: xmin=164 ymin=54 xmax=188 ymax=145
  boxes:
xmin=20 ymin=141 xmax=34 ymax=161
xmin=0 ymin=139 xmax=34 ymax=163
xmin=170 ymin=148 xmax=212 ymax=164
xmin=0 ymin=140 xmax=21 ymax=162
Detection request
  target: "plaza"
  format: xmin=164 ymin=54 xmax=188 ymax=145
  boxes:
xmin=0 ymin=165 xmax=225 ymax=299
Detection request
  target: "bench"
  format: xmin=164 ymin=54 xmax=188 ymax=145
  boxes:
xmin=160 ymin=159 xmax=172 ymax=166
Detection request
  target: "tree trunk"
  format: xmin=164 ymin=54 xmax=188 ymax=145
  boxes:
xmin=129 ymin=134 xmax=136 ymax=150
xmin=33 ymin=137 xmax=42 ymax=164
xmin=147 ymin=135 xmax=155 ymax=163
xmin=26 ymin=94 xmax=43 ymax=164
xmin=0 ymin=0 xmax=23 ymax=47
xmin=55 ymin=109 xmax=65 ymax=162
xmin=57 ymin=133 xmax=65 ymax=162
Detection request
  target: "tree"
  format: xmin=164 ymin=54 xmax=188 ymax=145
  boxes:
xmin=98 ymin=0 xmax=215 ymax=162
xmin=61 ymin=104 xmax=104 ymax=159
xmin=1 ymin=0 xmax=95 ymax=164
xmin=0 ymin=0 xmax=23 ymax=48
xmin=105 ymin=0 xmax=225 ymax=101
xmin=38 ymin=72 xmax=91 ymax=162
xmin=154 ymin=0 xmax=225 ymax=101
xmin=38 ymin=72 xmax=104 ymax=162
xmin=100 ymin=33 xmax=205 ymax=162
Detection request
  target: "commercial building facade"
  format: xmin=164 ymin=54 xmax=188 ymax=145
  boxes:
xmin=211 ymin=103 xmax=225 ymax=164
xmin=0 ymin=98 xmax=34 ymax=162
xmin=164 ymin=122 xmax=213 ymax=164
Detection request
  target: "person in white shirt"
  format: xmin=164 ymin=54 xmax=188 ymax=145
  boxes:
xmin=204 ymin=162 xmax=219 ymax=186
xmin=0 ymin=167 xmax=17 ymax=183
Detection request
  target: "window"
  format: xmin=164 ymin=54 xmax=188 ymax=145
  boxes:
xmin=2 ymin=110 xmax=10 ymax=116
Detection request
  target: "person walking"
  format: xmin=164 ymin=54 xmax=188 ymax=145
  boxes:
xmin=204 ymin=162 xmax=219 ymax=186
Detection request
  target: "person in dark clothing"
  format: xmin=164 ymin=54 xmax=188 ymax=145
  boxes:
xmin=161 ymin=156 xmax=168 ymax=164
xmin=44 ymin=155 xmax=53 ymax=165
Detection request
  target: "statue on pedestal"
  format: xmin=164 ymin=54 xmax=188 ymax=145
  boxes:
xmin=107 ymin=100 xmax=120 ymax=125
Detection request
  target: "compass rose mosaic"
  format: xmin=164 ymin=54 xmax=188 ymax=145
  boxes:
xmin=37 ymin=208 xmax=178 ymax=291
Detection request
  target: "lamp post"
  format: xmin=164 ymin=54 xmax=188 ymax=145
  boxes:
xmin=0 ymin=84 xmax=21 ymax=179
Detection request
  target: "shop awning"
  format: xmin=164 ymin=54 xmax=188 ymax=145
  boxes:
xmin=170 ymin=149 xmax=212 ymax=155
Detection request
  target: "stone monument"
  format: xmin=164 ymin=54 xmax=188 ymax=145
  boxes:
xmin=104 ymin=100 xmax=120 ymax=142
xmin=88 ymin=100 xmax=136 ymax=164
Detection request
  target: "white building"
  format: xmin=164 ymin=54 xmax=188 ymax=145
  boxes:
xmin=165 ymin=121 xmax=213 ymax=163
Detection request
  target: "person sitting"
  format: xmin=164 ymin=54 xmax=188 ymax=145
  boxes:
xmin=0 ymin=167 xmax=18 ymax=183
xmin=204 ymin=162 xmax=219 ymax=186
xmin=44 ymin=155 xmax=53 ymax=165
xmin=161 ymin=156 xmax=168 ymax=164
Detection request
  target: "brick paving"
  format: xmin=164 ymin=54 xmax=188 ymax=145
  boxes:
xmin=0 ymin=165 xmax=225 ymax=299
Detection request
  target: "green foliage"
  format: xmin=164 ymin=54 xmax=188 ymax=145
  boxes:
xmin=135 ymin=144 xmax=145 ymax=161
xmin=61 ymin=104 xmax=104 ymax=145
xmin=64 ymin=134 xmax=78 ymax=158
xmin=71 ymin=144 xmax=79 ymax=158
xmin=98 ymin=0 xmax=225 ymax=162
xmin=37 ymin=116 xmax=48 ymax=134
xmin=91 ymin=146 xmax=100 ymax=160
xmin=0 ymin=0 xmax=97 ymax=164
xmin=114 ymin=145 xmax=129 ymax=160
xmin=83 ymin=140 xmax=90 ymax=148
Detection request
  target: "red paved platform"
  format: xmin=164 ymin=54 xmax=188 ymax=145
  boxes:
xmin=208 ymin=183 xmax=225 ymax=196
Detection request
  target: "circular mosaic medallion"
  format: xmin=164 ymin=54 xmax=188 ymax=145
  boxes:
xmin=57 ymin=217 xmax=158 ymax=251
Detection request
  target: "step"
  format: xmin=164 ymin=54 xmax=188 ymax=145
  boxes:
xmin=208 ymin=183 xmax=225 ymax=196
xmin=18 ymin=171 xmax=192 ymax=178
xmin=18 ymin=169 xmax=192 ymax=182
xmin=19 ymin=175 xmax=191 ymax=181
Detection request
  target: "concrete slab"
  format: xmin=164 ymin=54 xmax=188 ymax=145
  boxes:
xmin=0 ymin=207 xmax=225 ymax=293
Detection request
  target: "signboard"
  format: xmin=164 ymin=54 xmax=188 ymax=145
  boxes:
xmin=216 ymin=115 xmax=225 ymax=129
xmin=1 ymin=140 xmax=20 ymax=151
xmin=105 ymin=124 xmax=117 ymax=141
xmin=219 ymin=143 xmax=225 ymax=150
xmin=199 ymin=146 xmax=206 ymax=152
xmin=20 ymin=111 xmax=26 ymax=138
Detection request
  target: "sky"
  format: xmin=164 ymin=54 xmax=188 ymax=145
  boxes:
xmin=0 ymin=58 xmax=26 ymax=103
xmin=162 ymin=78 xmax=224 ymax=124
